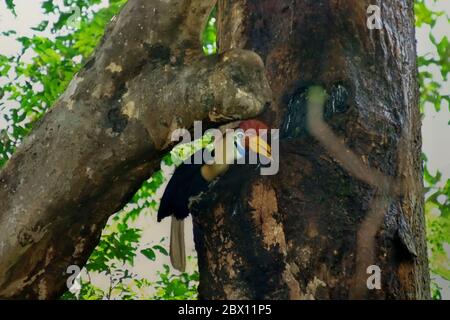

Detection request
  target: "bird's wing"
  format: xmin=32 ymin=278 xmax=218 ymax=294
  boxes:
xmin=157 ymin=150 xmax=208 ymax=222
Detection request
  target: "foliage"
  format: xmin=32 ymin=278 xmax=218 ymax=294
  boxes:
xmin=202 ymin=6 xmax=217 ymax=55
xmin=61 ymin=263 xmax=199 ymax=300
xmin=152 ymin=264 xmax=199 ymax=300
xmin=0 ymin=0 xmax=127 ymax=167
xmin=415 ymin=0 xmax=450 ymax=299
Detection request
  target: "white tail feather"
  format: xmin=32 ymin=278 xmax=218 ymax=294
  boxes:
xmin=170 ymin=218 xmax=186 ymax=272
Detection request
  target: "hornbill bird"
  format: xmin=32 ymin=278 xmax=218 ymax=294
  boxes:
xmin=157 ymin=120 xmax=272 ymax=272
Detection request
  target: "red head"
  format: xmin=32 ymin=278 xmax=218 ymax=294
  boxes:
xmin=236 ymin=119 xmax=271 ymax=158
xmin=238 ymin=119 xmax=269 ymax=134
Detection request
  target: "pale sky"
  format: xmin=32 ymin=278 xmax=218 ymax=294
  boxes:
xmin=0 ymin=0 xmax=448 ymax=299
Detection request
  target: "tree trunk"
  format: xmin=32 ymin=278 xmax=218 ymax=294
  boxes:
xmin=0 ymin=0 xmax=271 ymax=299
xmin=192 ymin=0 xmax=430 ymax=299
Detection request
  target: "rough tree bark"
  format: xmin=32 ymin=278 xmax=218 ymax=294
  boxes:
xmin=192 ymin=0 xmax=430 ymax=299
xmin=0 ymin=0 xmax=271 ymax=299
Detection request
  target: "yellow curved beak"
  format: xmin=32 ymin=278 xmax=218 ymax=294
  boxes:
xmin=248 ymin=135 xmax=272 ymax=160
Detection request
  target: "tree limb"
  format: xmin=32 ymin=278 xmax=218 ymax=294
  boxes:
xmin=0 ymin=0 xmax=271 ymax=299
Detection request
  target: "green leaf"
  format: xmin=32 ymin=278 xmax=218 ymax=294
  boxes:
xmin=1 ymin=30 xmax=16 ymax=36
xmin=41 ymin=0 xmax=55 ymax=14
xmin=5 ymin=0 xmax=16 ymax=16
xmin=32 ymin=21 xmax=49 ymax=32
xmin=424 ymin=166 xmax=442 ymax=185
xmin=201 ymin=6 xmax=217 ymax=55
xmin=153 ymin=245 xmax=169 ymax=256
xmin=140 ymin=248 xmax=156 ymax=261
xmin=162 ymin=154 xmax=173 ymax=166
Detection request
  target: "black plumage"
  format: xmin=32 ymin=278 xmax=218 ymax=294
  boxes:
xmin=156 ymin=120 xmax=270 ymax=272
xmin=157 ymin=150 xmax=210 ymax=222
